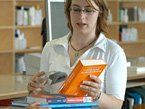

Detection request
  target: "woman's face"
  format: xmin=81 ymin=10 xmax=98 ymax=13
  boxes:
xmin=70 ymin=0 xmax=100 ymax=35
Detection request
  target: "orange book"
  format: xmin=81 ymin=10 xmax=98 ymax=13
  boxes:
xmin=59 ymin=59 xmax=107 ymax=96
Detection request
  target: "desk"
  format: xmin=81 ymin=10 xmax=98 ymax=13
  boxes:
xmin=0 ymin=74 xmax=31 ymax=100
xmin=0 ymin=106 xmax=39 ymax=109
xmin=0 ymin=107 xmax=23 ymax=109
xmin=134 ymin=104 xmax=145 ymax=109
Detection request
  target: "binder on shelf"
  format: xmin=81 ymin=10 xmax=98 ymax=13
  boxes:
xmin=128 ymin=87 xmax=145 ymax=104
xmin=126 ymin=97 xmax=134 ymax=109
xmin=126 ymin=91 xmax=142 ymax=105
xmin=121 ymin=97 xmax=129 ymax=109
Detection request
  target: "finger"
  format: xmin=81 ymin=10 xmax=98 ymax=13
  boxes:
xmin=81 ymin=80 xmax=101 ymax=89
xmin=80 ymin=84 xmax=99 ymax=93
xmin=90 ymin=75 xmax=101 ymax=84
xmin=80 ymin=84 xmax=100 ymax=100
xmin=31 ymin=72 xmax=46 ymax=85
xmin=31 ymin=71 xmax=45 ymax=81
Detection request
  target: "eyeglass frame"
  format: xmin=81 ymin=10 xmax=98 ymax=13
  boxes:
xmin=69 ymin=5 xmax=102 ymax=15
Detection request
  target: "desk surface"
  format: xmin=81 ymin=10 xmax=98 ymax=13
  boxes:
xmin=0 ymin=74 xmax=31 ymax=100
xmin=0 ymin=106 xmax=39 ymax=109
xmin=134 ymin=104 xmax=145 ymax=109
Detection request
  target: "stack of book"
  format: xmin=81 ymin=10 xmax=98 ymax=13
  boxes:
xmin=12 ymin=94 xmax=99 ymax=109
xmin=12 ymin=59 xmax=105 ymax=108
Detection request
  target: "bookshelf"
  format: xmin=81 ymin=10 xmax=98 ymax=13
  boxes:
xmin=0 ymin=0 xmax=44 ymax=74
xmin=106 ymin=1 xmax=145 ymax=108
xmin=106 ymin=0 xmax=145 ymax=58
xmin=106 ymin=0 xmax=145 ymax=88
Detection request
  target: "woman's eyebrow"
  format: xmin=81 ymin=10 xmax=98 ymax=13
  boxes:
xmin=71 ymin=4 xmax=92 ymax=8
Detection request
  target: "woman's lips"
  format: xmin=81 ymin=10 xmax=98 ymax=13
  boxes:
xmin=77 ymin=23 xmax=87 ymax=27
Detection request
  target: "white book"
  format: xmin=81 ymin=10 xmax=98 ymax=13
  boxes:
xmin=127 ymin=97 xmax=134 ymax=109
xmin=127 ymin=66 xmax=145 ymax=75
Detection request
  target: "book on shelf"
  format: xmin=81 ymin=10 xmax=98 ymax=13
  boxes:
xmin=127 ymin=7 xmax=138 ymax=21
xmin=128 ymin=87 xmax=145 ymax=104
xmin=126 ymin=97 xmax=134 ymax=109
xmin=40 ymin=101 xmax=99 ymax=108
xmin=27 ymin=94 xmax=93 ymax=104
xmin=59 ymin=59 xmax=107 ymax=96
xmin=126 ymin=91 xmax=142 ymax=105
xmin=121 ymin=97 xmax=129 ymax=109
xmin=127 ymin=66 xmax=145 ymax=76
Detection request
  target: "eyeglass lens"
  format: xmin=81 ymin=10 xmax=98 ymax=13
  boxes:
xmin=70 ymin=6 xmax=97 ymax=15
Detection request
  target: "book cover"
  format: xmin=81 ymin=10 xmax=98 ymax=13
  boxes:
xmin=27 ymin=94 xmax=63 ymax=104
xmin=53 ymin=107 xmax=92 ymax=109
xmin=126 ymin=91 xmax=142 ymax=104
xmin=40 ymin=101 xmax=99 ymax=108
xmin=47 ymin=96 xmax=93 ymax=104
xmin=121 ymin=96 xmax=129 ymax=109
xmin=27 ymin=94 xmax=93 ymax=104
xmin=11 ymin=101 xmax=29 ymax=108
xmin=126 ymin=97 xmax=134 ymax=109
xmin=128 ymin=87 xmax=145 ymax=104
xmin=59 ymin=59 xmax=106 ymax=96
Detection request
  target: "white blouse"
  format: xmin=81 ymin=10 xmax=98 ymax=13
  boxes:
xmin=40 ymin=33 xmax=127 ymax=100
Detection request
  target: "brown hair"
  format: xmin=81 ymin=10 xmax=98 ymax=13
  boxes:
xmin=64 ymin=0 xmax=109 ymax=37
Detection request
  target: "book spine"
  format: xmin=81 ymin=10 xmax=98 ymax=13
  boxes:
xmin=53 ymin=107 xmax=92 ymax=109
xmin=40 ymin=102 xmax=99 ymax=108
xmin=59 ymin=61 xmax=83 ymax=94
xmin=47 ymin=96 xmax=93 ymax=104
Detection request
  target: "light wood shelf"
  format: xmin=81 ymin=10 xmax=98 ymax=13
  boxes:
xmin=15 ymin=47 xmax=42 ymax=54
xmin=16 ymin=25 xmax=41 ymax=29
xmin=127 ymin=81 xmax=145 ymax=88
xmin=128 ymin=73 xmax=145 ymax=80
xmin=107 ymin=0 xmax=145 ymax=91
xmin=0 ymin=0 xmax=44 ymax=74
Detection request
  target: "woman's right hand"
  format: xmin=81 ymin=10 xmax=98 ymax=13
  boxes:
xmin=27 ymin=71 xmax=48 ymax=95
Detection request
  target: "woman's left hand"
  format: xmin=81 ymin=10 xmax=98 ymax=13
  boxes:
xmin=80 ymin=75 xmax=102 ymax=101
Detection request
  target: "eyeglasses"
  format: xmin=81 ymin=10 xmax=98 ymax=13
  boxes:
xmin=69 ymin=6 xmax=101 ymax=15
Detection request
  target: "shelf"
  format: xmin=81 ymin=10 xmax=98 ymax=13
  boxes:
xmin=108 ymin=21 xmax=145 ymax=25
xmin=15 ymin=47 xmax=42 ymax=54
xmin=119 ymin=0 xmax=145 ymax=3
xmin=118 ymin=40 xmax=145 ymax=45
xmin=0 ymin=50 xmax=13 ymax=54
xmin=0 ymin=0 xmax=44 ymax=73
xmin=0 ymin=26 xmax=14 ymax=29
xmin=128 ymin=74 xmax=145 ymax=80
xmin=16 ymin=0 xmax=43 ymax=2
xmin=16 ymin=25 xmax=41 ymax=29
xmin=120 ymin=21 xmax=145 ymax=25
xmin=108 ymin=22 xmax=120 ymax=25
xmin=127 ymin=81 xmax=145 ymax=88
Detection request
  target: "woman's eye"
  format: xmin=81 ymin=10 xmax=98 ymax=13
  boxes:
xmin=85 ymin=8 xmax=94 ymax=13
xmin=73 ymin=8 xmax=81 ymax=12
xmin=86 ymin=9 xmax=93 ymax=13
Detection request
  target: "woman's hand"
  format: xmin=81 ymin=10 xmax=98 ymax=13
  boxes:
xmin=27 ymin=71 xmax=48 ymax=95
xmin=80 ymin=75 xmax=102 ymax=101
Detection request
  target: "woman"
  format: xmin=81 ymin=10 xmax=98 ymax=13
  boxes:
xmin=28 ymin=0 xmax=127 ymax=109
